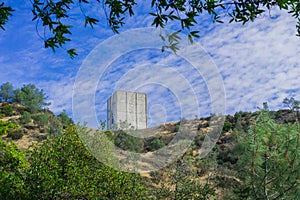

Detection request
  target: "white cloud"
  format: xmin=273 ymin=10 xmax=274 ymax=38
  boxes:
xmin=197 ymin=8 xmax=300 ymax=113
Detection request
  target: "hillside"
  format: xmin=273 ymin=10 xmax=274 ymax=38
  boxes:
xmin=0 ymin=102 xmax=72 ymax=150
xmin=1 ymin=101 xmax=299 ymax=199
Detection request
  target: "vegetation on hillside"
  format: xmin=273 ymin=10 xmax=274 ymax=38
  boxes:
xmin=0 ymin=82 xmax=299 ymax=199
xmin=1 ymin=126 xmax=148 ymax=200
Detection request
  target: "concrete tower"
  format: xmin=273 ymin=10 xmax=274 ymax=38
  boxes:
xmin=107 ymin=91 xmax=147 ymax=130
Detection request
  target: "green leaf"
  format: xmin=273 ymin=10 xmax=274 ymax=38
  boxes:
xmin=67 ymin=48 xmax=78 ymax=59
xmin=85 ymin=16 xmax=99 ymax=28
xmin=0 ymin=3 xmax=14 ymax=30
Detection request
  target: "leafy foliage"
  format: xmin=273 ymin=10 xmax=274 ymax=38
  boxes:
xmin=174 ymin=124 xmax=180 ymax=132
xmin=19 ymin=111 xmax=32 ymax=124
xmin=32 ymin=112 xmax=51 ymax=127
xmin=26 ymin=126 xmax=147 ymax=199
xmin=0 ymin=104 xmax=14 ymax=117
xmin=0 ymin=125 xmax=147 ymax=199
xmin=147 ymin=137 xmax=165 ymax=151
xmin=114 ymin=130 xmax=144 ymax=152
xmin=48 ymin=116 xmax=63 ymax=136
xmin=1 ymin=1 xmax=300 ymax=56
xmin=0 ymin=82 xmax=51 ymax=115
xmin=57 ymin=109 xmax=73 ymax=128
xmin=0 ymin=120 xmax=19 ymax=136
xmin=0 ymin=138 xmax=28 ymax=199
xmin=222 ymin=121 xmax=232 ymax=133
xmin=0 ymin=2 xmax=14 ymax=30
xmin=7 ymin=129 xmax=24 ymax=140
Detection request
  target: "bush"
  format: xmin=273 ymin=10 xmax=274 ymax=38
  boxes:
xmin=222 ymin=121 xmax=232 ymax=133
xmin=26 ymin=126 xmax=147 ymax=199
xmin=33 ymin=113 xmax=50 ymax=127
xmin=114 ymin=130 xmax=144 ymax=152
xmin=0 ymin=138 xmax=28 ymax=199
xmin=147 ymin=137 xmax=165 ymax=151
xmin=0 ymin=104 xmax=14 ymax=116
xmin=0 ymin=121 xmax=19 ymax=136
xmin=0 ymin=82 xmax=14 ymax=102
xmin=7 ymin=129 xmax=24 ymax=140
xmin=19 ymin=111 xmax=31 ymax=124
xmin=48 ymin=117 xmax=63 ymax=136
xmin=217 ymin=149 xmax=238 ymax=165
xmin=174 ymin=124 xmax=180 ymax=132
xmin=57 ymin=110 xmax=73 ymax=128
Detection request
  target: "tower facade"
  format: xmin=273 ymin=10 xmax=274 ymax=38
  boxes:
xmin=107 ymin=90 xmax=147 ymax=130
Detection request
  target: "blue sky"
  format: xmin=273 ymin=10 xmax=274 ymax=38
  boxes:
xmin=0 ymin=1 xmax=300 ymax=128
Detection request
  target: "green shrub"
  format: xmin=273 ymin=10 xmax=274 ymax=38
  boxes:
xmin=103 ymin=130 xmax=114 ymax=141
xmin=174 ymin=124 xmax=180 ymax=132
xmin=0 ymin=120 xmax=19 ymax=136
xmin=0 ymin=104 xmax=14 ymax=116
xmin=13 ymin=84 xmax=50 ymax=113
xmin=147 ymin=137 xmax=165 ymax=151
xmin=19 ymin=111 xmax=31 ymax=124
xmin=0 ymin=138 xmax=28 ymax=199
xmin=57 ymin=110 xmax=73 ymax=128
xmin=217 ymin=150 xmax=237 ymax=165
xmin=114 ymin=130 xmax=144 ymax=152
xmin=48 ymin=117 xmax=63 ymax=136
xmin=33 ymin=113 xmax=50 ymax=127
xmin=26 ymin=126 xmax=147 ymax=199
xmin=222 ymin=121 xmax=232 ymax=133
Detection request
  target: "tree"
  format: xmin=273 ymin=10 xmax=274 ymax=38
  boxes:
xmin=0 ymin=125 xmax=147 ymax=199
xmin=283 ymin=97 xmax=300 ymax=112
xmin=57 ymin=109 xmax=73 ymax=128
xmin=26 ymin=126 xmax=147 ymax=199
xmin=0 ymin=82 xmax=13 ymax=102
xmin=283 ymin=97 xmax=300 ymax=120
xmin=1 ymin=1 xmax=300 ymax=57
xmin=234 ymin=109 xmax=300 ymax=199
xmin=13 ymin=84 xmax=50 ymax=113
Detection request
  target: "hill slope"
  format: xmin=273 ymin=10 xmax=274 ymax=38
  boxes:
xmin=1 ymin=102 xmax=299 ymax=199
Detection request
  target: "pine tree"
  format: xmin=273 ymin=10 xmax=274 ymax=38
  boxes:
xmin=234 ymin=109 xmax=300 ymax=199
